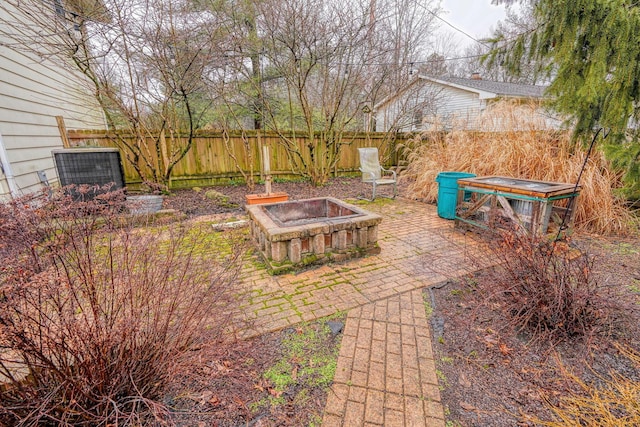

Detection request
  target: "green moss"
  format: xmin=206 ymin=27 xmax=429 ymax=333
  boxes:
xmin=302 ymin=254 xmax=319 ymax=266
xmin=205 ymin=189 xmax=226 ymax=200
xmin=352 ymin=197 xmax=395 ymax=207
xmin=256 ymin=314 xmax=344 ymax=414
xmin=272 ymin=176 xmax=309 ymax=184
xmin=611 ymin=242 xmax=640 ymax=255
xmin=436 ymin=369 xmax=449 ymax=389
xmin=308 ymin=413 xmax=323 ymax=427
xmin=124 ymin=222 xmax=244 ymax=263
xmin=422 ymin=291 xmax=433 ymax=318
xmin=264 ymin=359 xmax=296 ymax=390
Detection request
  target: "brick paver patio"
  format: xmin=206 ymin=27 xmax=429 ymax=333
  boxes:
xmin=322 ymin=290 xmax=444 ymax=427
xmin=235 ymin=198 xmax=485 ymax=426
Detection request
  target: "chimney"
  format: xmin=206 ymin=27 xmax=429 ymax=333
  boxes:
xmin=470 ymin=72 xmax=482 ymax=80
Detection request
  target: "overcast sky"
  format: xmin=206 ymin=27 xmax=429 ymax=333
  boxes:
xmin=440 ymin=0 xmax=509 ymax=49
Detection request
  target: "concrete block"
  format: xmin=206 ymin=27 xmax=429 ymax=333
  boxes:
xmin=264 ymin=240 xmax=271 ymax=259
xmin=367 ymin=225 xmax=378 ymax=244
xmin=313 ymin=234 xmax=325 ymax=254
xmin=271 ymin=241 xmax=287 ymax=262
xmin=333 ymin=230 xmax=348 ymax=250
xmin=289 ymin=238 xmax=302 ymax=263
xmin=357 ymin=227 xmax=368 ymax=247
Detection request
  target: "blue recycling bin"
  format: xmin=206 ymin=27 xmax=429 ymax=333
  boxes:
xmin=435 ymin=172 xmax=476 ymax=219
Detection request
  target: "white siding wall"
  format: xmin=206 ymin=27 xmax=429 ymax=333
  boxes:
xmin=375 ymin=80 xmax=485 ymax=132
xmin=430 ymin=85 xmax=484 ymax=129
xmin=0 ymin=2 xmax=105 ymax=199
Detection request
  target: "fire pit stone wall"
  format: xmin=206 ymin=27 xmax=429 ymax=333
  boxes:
xmin=246 ymin=197 xmax=382 ymax=274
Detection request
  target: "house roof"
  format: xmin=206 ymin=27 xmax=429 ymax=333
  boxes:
xmin=374 ymin=74 xmax=547 ymax=110
xmin=427 ymin=75 xmax=547 ymax=98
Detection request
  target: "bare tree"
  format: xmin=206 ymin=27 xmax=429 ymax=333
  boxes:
xmin=206 ymin=0 xmax=442 ymax=185
xmin=0 ymin=0 xmax=228 ymax=187
xmin=2 ymin=0 xmax=444 ymax=187
xmin=366 ymin=0 xmax=442 ymax=108
xmin=247 ymin=0 xmax=359 ymax=184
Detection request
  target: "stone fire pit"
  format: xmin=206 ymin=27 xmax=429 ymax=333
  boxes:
xmin=246 ymin=197 xmax=382 ymax=273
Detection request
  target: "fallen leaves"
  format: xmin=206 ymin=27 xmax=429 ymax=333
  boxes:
xmin=499 ymin=342 xmax=513 ymax=356
xmin=458 ymin=372 xmax=472 ymax=388
xmin=460 ymin=401 xmax=477 ymax=411
xmin=182 ymin=390 xmax=221 ymax=406
xmin=254 ymin=377 xmax=284 ymax=398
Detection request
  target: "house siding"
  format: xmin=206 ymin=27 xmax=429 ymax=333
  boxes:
xmin=0 ymin=2 xmax=105 ymax=199
xmin=375 ymin=80 xmax=486 ymax=131
xmin=429 ymin=85 xmax=484 ymax=128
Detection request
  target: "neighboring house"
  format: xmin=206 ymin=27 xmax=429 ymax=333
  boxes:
xmin=374 ymin=74 xmax=559 ymax=132
xmin=0 ymin=1 xmax=106 ymax=199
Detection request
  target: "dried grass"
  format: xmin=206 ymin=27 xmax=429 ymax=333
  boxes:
xmin=401 ymin=101 xmax=635 ymax=235
xmin=526 ymin=345 xmax=640 ymax=426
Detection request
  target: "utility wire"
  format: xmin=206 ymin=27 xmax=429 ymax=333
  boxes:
xmin=415 ymin=2 xmax=491 ymax=47
xmin=29 ymin=0 xmax=519 ymax=69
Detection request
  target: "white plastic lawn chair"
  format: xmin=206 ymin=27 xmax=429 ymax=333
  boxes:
xmin=358 ymin=147 xmax=397 ymax=201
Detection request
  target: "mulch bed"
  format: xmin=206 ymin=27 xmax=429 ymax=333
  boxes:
xmin=428 ymin=234 xmax=640 ymax=426
xmin=166 ymin=325 xmax=341 ymax=426
xmin=162 ymin=176 xmax=404 ymax=217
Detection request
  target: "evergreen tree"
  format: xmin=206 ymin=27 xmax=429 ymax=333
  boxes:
xmin=488 ymin=0 xmax=640 ymax=198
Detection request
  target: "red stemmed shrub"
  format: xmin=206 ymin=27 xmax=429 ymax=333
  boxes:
xmin=483 ymin=223 xmax=617 ymax=341
xmin=0 ymin=186 xmax=245 ymax=425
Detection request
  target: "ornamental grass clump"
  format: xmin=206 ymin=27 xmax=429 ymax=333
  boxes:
xmin=401 ymin=100 xmax=635 ymax=235
xmin=0 ymin=185 xmax=245 ymax=426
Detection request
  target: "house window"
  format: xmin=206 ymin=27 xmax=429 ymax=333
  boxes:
xmin=413 ymin=109 xmax=424 ymax=129
xmin=47 ymin=0 xmax=81 ymax=32
xmin=52 ymin=0 xmax=65 ymax=18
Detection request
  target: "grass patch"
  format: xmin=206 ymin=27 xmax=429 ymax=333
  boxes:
xmin=423 ymin=289 xmax=434 ymax=318
xmin=436 ymin=369 xmax=449 ymax=389
xmin=610 ymin=242 xmax=640 ymax=255
xmin=254 ymin=314 xmax=344 ymax=416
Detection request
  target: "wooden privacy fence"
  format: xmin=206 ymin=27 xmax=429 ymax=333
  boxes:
xmin=67 ymin=130 xmax=411 ymax=188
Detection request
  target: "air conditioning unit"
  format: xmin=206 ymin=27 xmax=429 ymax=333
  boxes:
xmin=52 ymin=148 xmax=125 ymax=196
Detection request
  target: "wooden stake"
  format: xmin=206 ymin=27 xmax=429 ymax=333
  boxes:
xmin=55 ymin=116 xmax=71 ymax=148
xmin=262 ymin=145 xmax=272 ymax=195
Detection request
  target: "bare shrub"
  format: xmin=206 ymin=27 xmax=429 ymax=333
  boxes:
xmin=0 ymin=186 xmax=245 ymax=425
xmin=483 ymin=223 xmax=616 ymax=341
xmin=400 ymin=100 xmax=635 ymax=235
